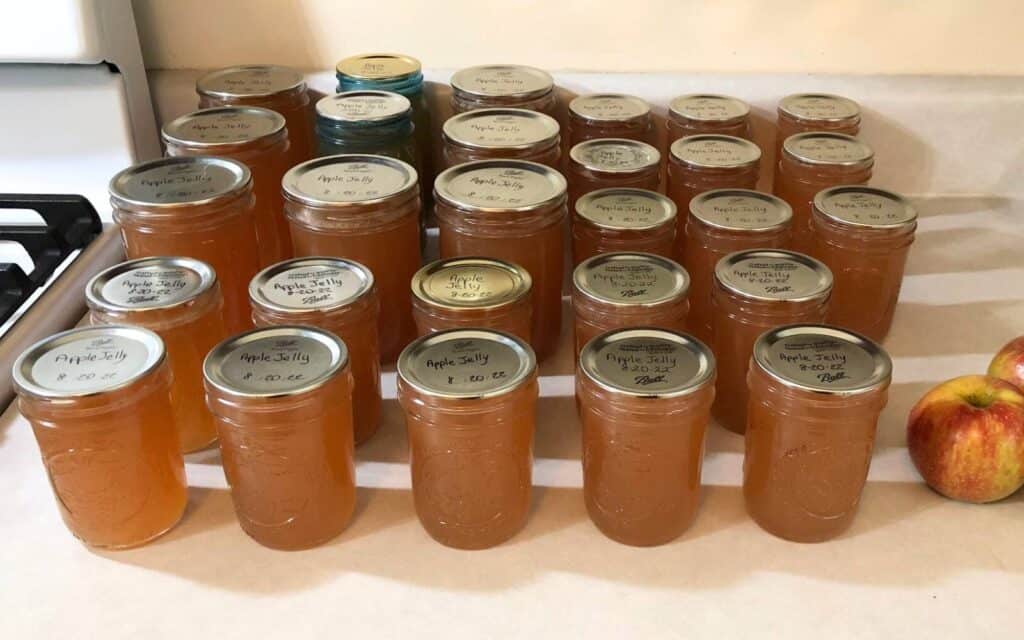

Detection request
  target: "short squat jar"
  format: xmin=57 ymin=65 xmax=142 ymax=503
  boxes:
xmin=577 ymin=328 xmax=715 ymax=546
xmin=450 ymin=64 xmax=558 ymax=117
xmin=572 ymin=252 xmax=690 ymax=358
xmin=711 ymin=249 xmax=832 ymax=434
xmin=775 ymin=93 xmax=861 ymax=161
xmin=283 ymin=154 xmax=421 ymax=363
xmin=811 ymin=186 xmax=917 ymax=342
xmin=86 ymin=257 xmax=227 ymax=453
xmin=442 ymin=108 xmax=561 ymax=169
xmin=204 ymin=326 xmax=356 ymax=550
xmin=315 ymin=91 xmax=418 ymax=166
xmin=666 ymin=94 xmax=753 ymax=145
xmin=397 ymin=329 xmax=539 ymax=550
xmin=13 ymin=326 xmax=187 ymax=548
xmin=249 ymin=257 xmax=382 ymax=445
xmin=567 ymin=93 xmax=654 ymax=147
xmin=745 ymin=325 xmax=891 ymax=542
xmin=572 ymin=187 xmax=677 ymax=266
xmin=411 ymin=256 xmax=533 ymax=343
xmin=567 ymin=138 xmax=661 ymax=212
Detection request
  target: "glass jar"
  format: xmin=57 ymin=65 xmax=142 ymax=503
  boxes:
xmin=567 ymin=93 xmax=654 ymax=147
xmin=572 ymin=187 xmax=677 ymax=265
xmin=775 ymin=93 xmax=861 ymax=161
xmin=12 ymin=326 xmax=186 ymax=548
xmin=397 ymin=329 xmax=538 ymax=549
xmin=249 ymin=257 xmax=381 ymax=445
xmin=442 ymin=108 xmax=561 ymax=169
xmin=576 ymin=328 xmax=715 ymax=546
xmin=682 ymin=189 xmax=793 ymax=346
xmin=745 ymin=324 xmax=891 ymax=542
xmin=711 ymin=250 xmax=832 ymax=434
xmin=203 ymin=326 xmax=356 ymax=550
xmin=411 ymin=257 xmax=533 ymax=343
xmin=450 ymin=64 xmax=558 ymax=116
xmin=162 ymin=106 xmax=293 ymax=267
xmin=86 ymin=257 xmax=227 ymax=453
xmin=109 ymin=156 xmax=260 ymax=334
xmin=774 ymin=132 xmax=874 ymax=252
xmin=196 ymin=65 xmax=313 ymax=163
xmin=572 ymin=252 xmax=690 ymax=358
xmin=666 ymin=94 xmax=753 ymax=145
xmin=283 ymin=154 xmax=421 ymax=363
xmin=314 ymin=91 xmax=418 ymax=165
xmin=434 ymin=160 xmax=567 ymax=360
xmin=567 ymin=138 xmax=661 ymax=212
xmin=811 ymin=186 xmax=917 ymax=342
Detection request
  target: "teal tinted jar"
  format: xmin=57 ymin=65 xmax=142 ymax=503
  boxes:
xmin=315 ymin=90 xmax=417 ymax=164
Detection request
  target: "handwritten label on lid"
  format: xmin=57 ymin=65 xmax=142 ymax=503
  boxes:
xmin=261 ymin=264 xmax=368 ymax=310
xmin=571 ymin=95 xmax=649 ymax=121
xmin=30 ymin=334 xmax=154 ymax=395
xmin=573 ymin=141 xmax=658 ymax=171
xmin=783 ymin=95 xmax=859 ymax=120
xmin=670 ymin=95 xmax=749 ymax=121
xmin=441 ymin=165 xmax=562 ymax=209
xmin=590 ymin=336 xmax=703 ymax=394
xmin=785 ymin=135 xmax=872 ymax=164
xmin=671 ymin=137 xmax=760 ymax=168
xmin=200 ymin=67 xmax=303 ymax=96
xmin=761 ymin=333 xmax=878 ymax=392
xmin=579 ymin=257 xmax=684 ymax=305
xmin=101 ymin=265 xmax=203 ymax=308
xmin=219 ymin=334 xmax=336 ymax=394
xmin=818 ymin=189 xmax=915 ymax=227
xmin=578 ymin=191 xmax=674 ymax=229
xmin=115 ymin=160 xmax=244 ymax=204
xmin=404 ymin=336 xmax=526 ymax=396
xmin=289 ymin=159 xmax=412 ymax=202
xmin=446 ymin=112 xmax=556 ymax=147
xmin=692 ymin=192 xmax=790 ymax=230
xmin=718 ymin=255 xmax=829 ymax=301
xmin=422 ymin=264 xmax=521 ymax=307
xmin=453 ymin=66 xmax=552 ymax=97
xmin=319 ymin=93 xmax=410 ymax=121
xmin=168 ymin=110 xmax=281 ymax=143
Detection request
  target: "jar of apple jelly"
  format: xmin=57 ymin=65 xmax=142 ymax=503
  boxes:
xmin=162 ymin=106 xmax=293 ymax=267
xmin=434 ymin=160 xmax=567 ymax=360
xmin=775 ymin=93 xmax=861 ymax=160
xmin=12 ymin=325 xmax=187 ymax=548
xmin=110 ymin=156 xmax=259 ymax=335
xmin=774 ymin=132 xmax=873 ymax=252
xmin=441 ymin=108 xmax=561 ymax=169
xmin=196 ymin=65 xmax=313 ymax=162
xmin=314 ymin=91 xmax=418 ymax=165
xmin=411 ymin=257 xmax=533 ymax=343
xmin=572 ymin=252 xmax=690 ymax=358
xmin=711 ymin=250 xmax=832 ymax=435
xmin=450 ymin=64 xmax=558 ymax=116
xmin=576 ymin=328 xmax=715 ymax=546
xmin=283 ymin=154 xmax=421 ymax=363
xmin=811 ymin=186 xmax=917 ymax=342
xmin=683 ymin=189 xmax=793 ymax=346
xmin=203 ymin=326 xmax=356 ymax=550
xmin=744 ymin=324 xmax=891 ymax=542
xmin=86 ymin=257 xmax=227 ymax=453
xmin=397 ymin=328 xmax=538 ymax=549
xmin=567 ymin=93 xmax=654 ymax=147
xmin=249 ymin=257 xmax=381 ymax=445
xmin=572 ymin=188 xmax=677 ymax=265
xmin=666 ymin=94 xmax=753 ymax=144
xmin=567 ymin=138 xmax=661 ymax=211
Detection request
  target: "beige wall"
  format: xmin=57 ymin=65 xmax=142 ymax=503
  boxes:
xmin=134 ymin=0 xmax=1024 ymax=75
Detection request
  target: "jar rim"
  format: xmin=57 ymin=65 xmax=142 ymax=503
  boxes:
xmin=670 ymin=134 xmax=761 ymax=169
xmin=778 ymin=93 xmax=861 ymax=123
xmin=433 ymin=159 xmax=567 ymax=213
xmin=411 ymin=256 xmax=532 ymax=311
xmin=249 ymin=257 xmax=376 ymax=315
xmin=450 ymin=64 xmax=554 ymax=100
xmin=569 ymin=138 xmax=661 ymax=173
xmin=443 ymin=108 xmax=560 ymax=151
xmin=814 ymin=185 xmax=917 ymax=230
xmin=335 ymin=53 xmax=422 ymax=82
xmin=668 ymin=94 xmax=750 ymax=124
xmin=86 ymin=256 xmax=218 ymax=313
xmin=714 ymin=249 xmax=833 ymax=303
xmin=282 ymin=153 xmax=419 ymax=207
xmin=689 ymin=188 xmax=792 ymax=232
xmin=575 ymin=187 xmax=676 ymax=230
xmin=162 ymin=106 xmax=286 ymax=149
xmin=109 ymin=156 xmax=252 ymax=210
xmin=782 ymin=132 xmax=873 ymax=167
xmin=315 ymin=90 xmax=412 ymax=125
xmin=569 ymin=93 xmax=651 ymax=123
xmin=196 ymin=65 xmax=306 ymax=100
xmin=573 ymin=252 xmax=690 ymax=308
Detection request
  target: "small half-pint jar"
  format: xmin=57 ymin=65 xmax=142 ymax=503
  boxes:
xmin=666 ymin=94 xmax=753 ymax=145
xmin=442 ymin=108 xmax=561 ymax=169
xmin=397 ymin=329 xmax=539 ymax=549
xmin=450 ymin=64 xmax=558 ymax=116
xmin=567 ymin=138 xmax=661 ymax=211
xmin=775 ymin=93 xmax=861 ymax=161
xmin=577 ymin=328 xmax=716 ymax=546
xmin=572 ymin=187 xmax=677 ymax=265
xmin=249 ymin=257 xmax=382 ymax=445
xmin=12 ymin=326 xmax=186 ymax=548
xmin=567 ymin=93 xmax=654 ymax=147
xmin=203 ymin=326 xmax=356 ymax=550
xmin=745 ymin=324 xmax=891 ymax=542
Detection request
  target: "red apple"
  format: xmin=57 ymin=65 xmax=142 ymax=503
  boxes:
xmin=907 ymin=374 xmax=1024 ymax=503
xmin=988 ymin=336 xmax=1024 ymax=391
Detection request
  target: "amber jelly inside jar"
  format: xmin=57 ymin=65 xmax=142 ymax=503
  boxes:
xmin=442 ymin=108 xmax=561 ymax=169
xmin=449 ymin=64 xmax=558 ymax=116
xmin=775 ymin=93 xmax=861 ymax=161
xmin=572 ymin=188 xmax=677 ymax=266
xmin=567 ymin=138 xmax=661 ymax=212
xmin=567 ymin=93 xmax=654 ymax=147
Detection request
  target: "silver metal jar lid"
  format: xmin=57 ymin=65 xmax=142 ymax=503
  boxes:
xmin=668 ymin=94 xmax=750 ymax=124
xmin=13 ymin=325 xmax=166 ymax=399
xmin=569 ymin=138 xmax=661 ymax=173
xmin=442 ymin=108 xmax=560 ymax=150
xmin=575 ymin=188 xmax=677 ymax=231
xmin=689 ymin=189 xmax=792 ymax=232
xmin=579 ymin=328 xmax=715 ymax=399
xmin=203 ymin=326 xmax=348 ymax=399
xmin=569 ymin=93 xmax=651 ymax=123
xmin=335 ymin=53 xmax=422 ymax=82
xmin=670 ymin=134 xmax=761 ymax=169
xmin=753 ymin=324 xmax=891 ymax=396
xmin=814 ymin=185 xmax=917 ymax=229
xmin=714 ymin=249 xmax=832 ymax=303
xmin=779 ymin=93 xmax=861 ymax=123
xmin=573 ymin=252 xmax=689 ymax=307
xmin=86 ymin=256 xmax=217 ymax=313
xmin=433 ymin=159 xmax=567 ymax=212
xmin=282 ymin=154 xmax=418 ymax=206
xmin=782 ymin=132 xmax=873 ymax=166
xmin=411 ymin=257 xmax=532 ymax=311
xmin=250 ymin=257 xmax=375 ymax=314
xmin=162 ymin=106 xmax=286 ymax=148
xmin=196 ymin=65 xmax=306 ymax=100
xmin=109 ymin=156 xmax=252 ymax=208
xmin=450 ymin=64 xmax=554 ymax=100
xmin=397 ymin=328 xmax=536 ymax=400
xmin=315 ymin=90 xmax=412 ymax=124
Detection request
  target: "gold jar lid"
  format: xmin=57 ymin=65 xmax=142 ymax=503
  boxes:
xmin=109 ymin=156 xmax=251 ymax=209
xmin=203 ymin=326 xmax=348 ymax=399
xmin=814 ymin=185 xmax=917 ymax=230
xmin=573 ymin=252 xmax=689 ymax=308
xmin=570 ymin=138 xmax=661 ymax=173
xmin=779 ymin=93 xmax=860 ymax=123
xmin=412 ymin=257 xmax=532 ymax=312
xmin=668 ymin=94 xmax=750 ymax=124
xmin=316 ymin=90 xmax=411 ymax=124
xmin=753 ymin=324 xmax=891 ymax=396
xmin=13 ymin=325 xmax=166 ymax=399
xmin=782 ymin=132 xmax=873 ymax=166
xmin=450 ymin=64 xmax=554 ymax=100
xmin=579 ymin=328 xmax=715 ymax=399
xmin=442 ymin=108 xmax=560 ymax=151
xmin=87 ymin=257 xmax=217 ymax=313
xmin=714 ymin=249 xmax=832 ymax=303
xmin=162 ymin=106 xmax=286 ymax=148
xmin=670 ymin=134 xmax=761 ymax=169
xmin=569 ymin=93 xmax=650 ymax=123
xmin=196 ymin=65 xmax=306 ymax=100
xmin=433 ymin=159 xmax=567 ymax=213
xmin=282 ymin=154 xmax=418 ymax=207
xmin=335 ymin=53 xmax=422 ymax=82
xmin=250 ymin=257 xmax=375 ymax=314
xmin=397 ymin=328 xmax=536 ymax=400
xmin=689 ymin=189 xmax=792 ymax=232
xmin=575 ymin=188 xmax=676 ymax=231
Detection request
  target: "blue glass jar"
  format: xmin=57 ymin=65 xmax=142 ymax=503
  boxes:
xmin=315 ymin=90 xmax=417 ymax=164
